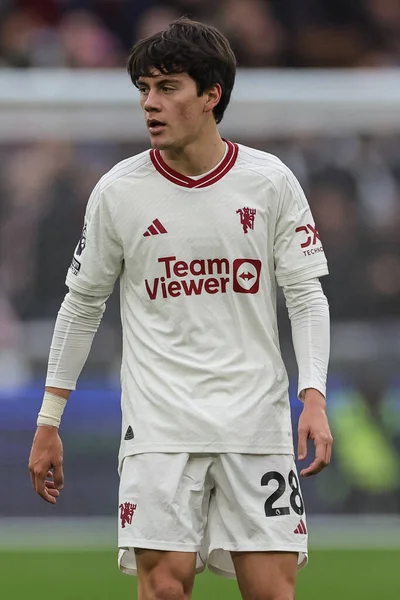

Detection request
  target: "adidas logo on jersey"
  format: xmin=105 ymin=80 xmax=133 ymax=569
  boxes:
xmin=144 ymin=255 xmax=262 ymax=300
xmin=143 ymin=219 xmax=168 ymax=237
xmin=294 ymin=519 xmax=307 ymax=534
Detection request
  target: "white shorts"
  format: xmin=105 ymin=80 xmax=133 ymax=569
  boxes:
xmin=118 ymin=453 xmax=308 ymax=579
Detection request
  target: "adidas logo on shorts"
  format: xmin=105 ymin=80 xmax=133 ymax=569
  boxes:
xmin=294 ymin=519 xmax=307 ymax=534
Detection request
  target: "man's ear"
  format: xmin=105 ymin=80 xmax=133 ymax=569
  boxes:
xmin=204 ymin=83 xmax=222 ymax=115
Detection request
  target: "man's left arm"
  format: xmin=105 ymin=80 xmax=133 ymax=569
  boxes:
xmin=283 ymin=278 xmax=333 ymax=477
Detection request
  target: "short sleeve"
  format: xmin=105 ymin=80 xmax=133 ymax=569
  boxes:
xmin=66 ymin=183 xmax=123 ymax=296
xmin=274 ymin=168 xmax=328 ymax=287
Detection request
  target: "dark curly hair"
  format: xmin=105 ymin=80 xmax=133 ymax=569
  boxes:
xmin=127 ymin=17 xmax=237 ymax=124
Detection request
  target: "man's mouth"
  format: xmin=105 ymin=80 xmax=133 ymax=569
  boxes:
xmin=147 ymin=119 xmax=166 ymax=133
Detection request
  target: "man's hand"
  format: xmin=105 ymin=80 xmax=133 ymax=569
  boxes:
xmin=28 ymin=426 xmax=64 ymax=504
xmin=297 ymin=389 xmax=333 ymax=477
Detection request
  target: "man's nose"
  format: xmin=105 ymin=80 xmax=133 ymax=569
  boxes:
xmin=144 ymin=89 xmax=161 ymax=112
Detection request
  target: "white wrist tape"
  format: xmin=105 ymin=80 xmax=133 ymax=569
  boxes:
xmin=37 ymin=392 xmax=67 ymax=428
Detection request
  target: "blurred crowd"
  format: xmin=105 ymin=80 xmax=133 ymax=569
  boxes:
xmin=1 ymin=0 xmax=400 ymax=69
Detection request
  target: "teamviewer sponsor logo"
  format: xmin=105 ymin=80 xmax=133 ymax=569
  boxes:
xmin=144 ymin=256 xmax=262 ymax=300
xmin=233 ymin=259 xmax=262 ymax=294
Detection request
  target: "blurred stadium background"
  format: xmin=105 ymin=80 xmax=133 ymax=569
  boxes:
xmin=1 ymin=1 xmax=400 ymax=598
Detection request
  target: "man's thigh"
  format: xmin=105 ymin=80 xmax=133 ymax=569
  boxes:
xmin=118 ymin=453 xmax=213 ymax=576
xmin=231 ymin=551 xmax=298 ymax=600
xmin=135 ymin=549 xmax=197 ymax=600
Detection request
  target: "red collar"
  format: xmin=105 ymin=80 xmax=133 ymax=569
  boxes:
xmin=150 ymin=140 xmax=238 ymax=188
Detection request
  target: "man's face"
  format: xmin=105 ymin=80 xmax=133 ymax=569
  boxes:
xmin=138 ymin=70 xmax=210 ymax=151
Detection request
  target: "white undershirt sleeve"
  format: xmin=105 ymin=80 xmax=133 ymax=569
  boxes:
xmin=282 ymin=278 xmax=330 ymax=400
xmin=45 ymin=288 xmax=109 ymax=390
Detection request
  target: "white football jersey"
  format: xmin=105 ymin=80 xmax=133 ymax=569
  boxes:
xmin=66 ymin=141 xmax=328 ymax=462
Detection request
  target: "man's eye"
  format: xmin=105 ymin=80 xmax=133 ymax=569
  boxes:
xmin=162 ymin=87 xmax=174 ymax=93
xmin=138 ymin=87 xmax=148 ymax=94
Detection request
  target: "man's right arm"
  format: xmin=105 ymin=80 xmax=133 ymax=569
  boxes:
xmin=28 ymin=289 xmax=108 ymax=503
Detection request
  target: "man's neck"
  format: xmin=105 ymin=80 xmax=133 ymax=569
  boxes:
xmin=160 ymin=131 xmax=226 ymax=177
